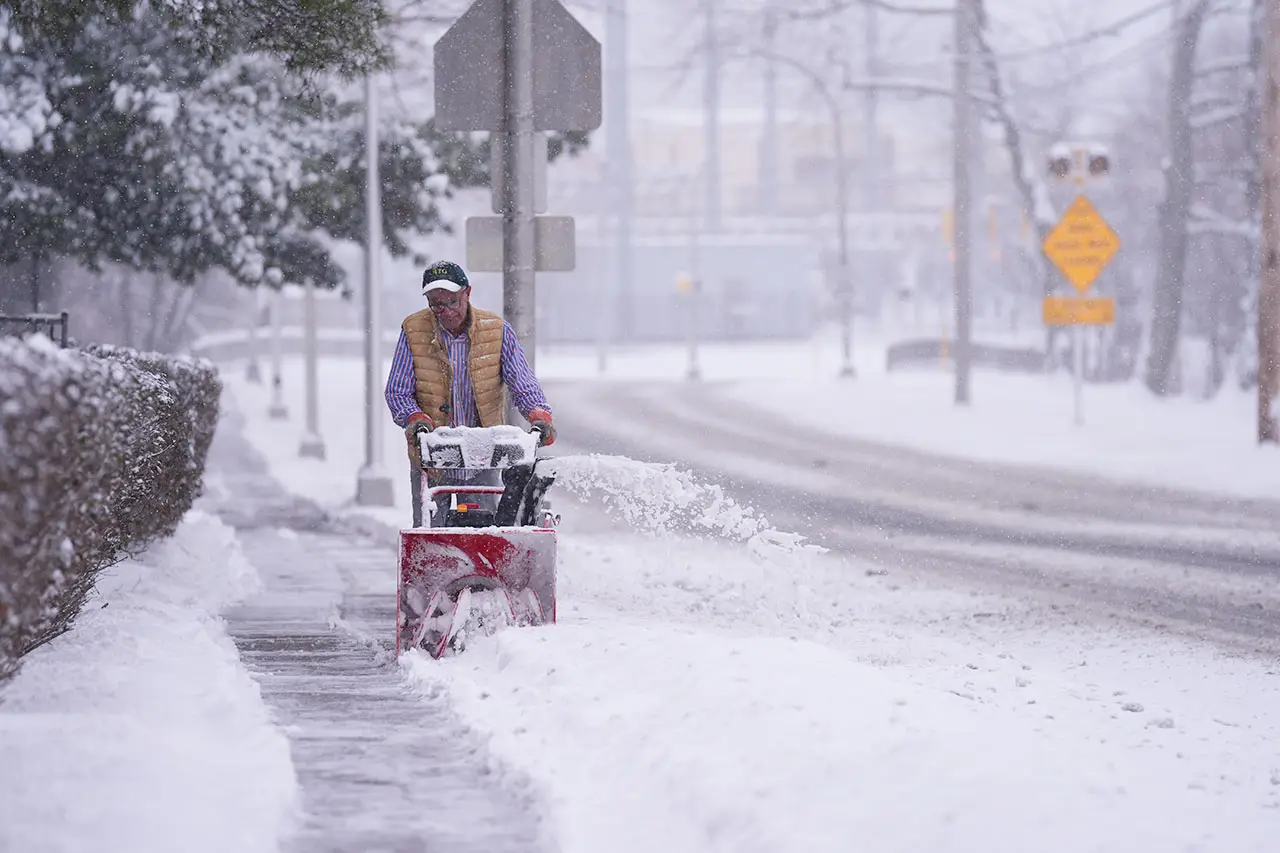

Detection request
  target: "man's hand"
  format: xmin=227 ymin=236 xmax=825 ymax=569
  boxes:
xmin=527 ymin=408 xmax=556 ymax=447
xmin=404 ymin=412 xmax=435 ymax=457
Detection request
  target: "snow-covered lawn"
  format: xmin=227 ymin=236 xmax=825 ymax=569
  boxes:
xmin=0 ymin=511 xmax=299 ymax=853
xmin=222 ymin=354 xmax=1280 ymax=853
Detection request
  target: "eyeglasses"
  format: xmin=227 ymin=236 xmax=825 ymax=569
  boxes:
xmin=428 ymin=293 xmax=464 ymax=313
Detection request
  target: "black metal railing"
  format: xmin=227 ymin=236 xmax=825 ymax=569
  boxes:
xmin=0 ymin=311 xmax=70 ymax=348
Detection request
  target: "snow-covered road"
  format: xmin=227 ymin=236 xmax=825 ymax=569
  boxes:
xmin=548 ymin=380 xmax=1280 ymax=656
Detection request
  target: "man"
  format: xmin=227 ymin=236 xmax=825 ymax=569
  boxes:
xmin=384 ymin=260 xmax=555 ymax=525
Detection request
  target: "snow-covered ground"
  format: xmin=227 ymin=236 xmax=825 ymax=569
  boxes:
xmin=0 ymin=511 xmax=299 ymax=853
xmin=220 ymin=354 xmax=1280 ymax=852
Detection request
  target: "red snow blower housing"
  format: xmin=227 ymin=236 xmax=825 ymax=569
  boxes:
xmin=396 ymin=425 xmax=558 ymax=659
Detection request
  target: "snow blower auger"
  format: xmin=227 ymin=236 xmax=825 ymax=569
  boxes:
xmin=396 ymin=425 xmax=559 ymax=659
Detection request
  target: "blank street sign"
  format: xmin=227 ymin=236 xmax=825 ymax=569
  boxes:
xmin=466 ymin=216 xmax=576 ymax=272
xmin=434 ymin=0 xmax=603 ymax=132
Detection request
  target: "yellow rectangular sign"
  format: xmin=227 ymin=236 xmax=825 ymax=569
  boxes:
xmin=1043 ymin=296 xmax=1115 ymax=326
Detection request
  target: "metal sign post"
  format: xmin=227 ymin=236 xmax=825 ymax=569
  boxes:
xmin=436 ymin=0 xmax=601 ymax=392
xmin=299 ymin=279 xmax=326 ymax=460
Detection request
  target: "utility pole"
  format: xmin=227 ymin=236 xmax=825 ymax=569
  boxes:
xmin=859 ymin=3 xmax=878 ymax=339
xmin=299 ymin=279 xmax=325 ymax=460
xmin=704 ymin=0 xmax=721 ymax=231
xmin=861 ymin=4 xmax=878 ymax=216
xmin=1260 ymin=0 xmax=1280 ymax=443
xmin=605 ymin=0 xmax=633 ymax=354
xmin=356 ymin=73 xmax=394 ymax=507
xmin=760 ymin=4 xmax=779 ymax=216
xmin=502 ymin=0 xmax=538 ymax=374
xmin=952 ymin=0 xmax=974 ymax=405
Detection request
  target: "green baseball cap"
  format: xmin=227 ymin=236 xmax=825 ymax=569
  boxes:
xmin=422 ymin=260 xmax=469 ymax=293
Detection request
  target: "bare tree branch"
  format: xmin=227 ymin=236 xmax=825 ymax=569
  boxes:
xmin=972 ymin=1 xmax=1055 ymax=238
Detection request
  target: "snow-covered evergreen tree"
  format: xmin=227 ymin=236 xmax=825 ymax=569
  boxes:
xmin=0 ymin=6 xmax=487 ymax=297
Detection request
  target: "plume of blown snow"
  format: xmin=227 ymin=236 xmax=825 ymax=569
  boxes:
xmin=545 ymin=454 xmax=824 ymax=563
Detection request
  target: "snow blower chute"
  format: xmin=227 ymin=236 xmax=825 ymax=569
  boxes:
xmin=396 ymin=425 xmax=558 ymax=659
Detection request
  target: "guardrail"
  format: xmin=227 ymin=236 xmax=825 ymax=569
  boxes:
xmin=0 ymin=312 xmax=70 ymax=348
xmin=886 ymin=338 xmax=1047 ymax=373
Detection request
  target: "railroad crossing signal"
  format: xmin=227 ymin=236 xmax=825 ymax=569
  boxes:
xmin=1042 ymin=195 xmax=1121 ymax=294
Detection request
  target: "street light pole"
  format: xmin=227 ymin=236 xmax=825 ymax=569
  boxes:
xmin=835 ymin=103 xmax=855 ymax=379
xmin=703 ymin=0 xmax=721 ymax=232
xmin=246 ymin=288 xmax=262 ymax=383
xmin=952 ymin=0 xmax=974 ymax=405
xmin=760 ymin=4 xmax=779 ymax=216
xmin=299 ymin=279 xmax=326 ymax=459
xmin=687 ymin=171 xmax=703 ymax=381
xmin=267 ymin=290 xmax=288 ymax=419
xmin=1260 ymin=0 xmax=1280 ymax=443
xmin=356 ymin=73 xmax=395 ymax=506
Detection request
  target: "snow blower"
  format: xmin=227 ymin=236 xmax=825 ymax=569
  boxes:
xmin=396 ymin=425 xmax=558 ymax=659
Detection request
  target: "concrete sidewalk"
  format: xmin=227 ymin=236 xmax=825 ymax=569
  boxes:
xmin=203 ymin=401 xmax=543 ymax=853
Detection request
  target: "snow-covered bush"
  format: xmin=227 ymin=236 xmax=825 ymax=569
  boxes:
xmin=0 ymin=335 xmax=221 ymax=681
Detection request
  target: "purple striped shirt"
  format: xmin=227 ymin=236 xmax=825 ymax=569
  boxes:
xmin=384 ymin=319 xmax=550 ymax=429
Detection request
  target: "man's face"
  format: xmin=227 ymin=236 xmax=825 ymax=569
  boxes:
xmin=427 ymin=286 xmax=470 ymax=333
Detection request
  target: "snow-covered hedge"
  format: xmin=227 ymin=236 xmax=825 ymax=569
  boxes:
xmin=0 ymin=336 xmax=221 ymax=681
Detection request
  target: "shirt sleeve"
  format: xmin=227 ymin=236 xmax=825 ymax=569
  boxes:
xmin=500 ymin=321 xmax=550 ymax=418
xmin=384 ymin=329 xmax=423 ymax=429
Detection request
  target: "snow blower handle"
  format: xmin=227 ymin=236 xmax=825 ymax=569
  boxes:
xmin=527 ymin=408 xmax=556 ymax=448
xmin=416 ymin=425 xmax=540 ymax=470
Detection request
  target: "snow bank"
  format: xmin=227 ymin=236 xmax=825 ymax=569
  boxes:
xmin=406 ymin=624 xmax=1276 ymax=853
xmin=0 ymin=510 xmax=299 ymax=853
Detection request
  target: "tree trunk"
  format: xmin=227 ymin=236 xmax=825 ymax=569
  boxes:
xmin=159 ymin=285 xmax=198 ymax=352
xmin=1145 ymin=0 xmax=1211 ymax=396
xmin=117 ymin=270 xmax=135 ymax=349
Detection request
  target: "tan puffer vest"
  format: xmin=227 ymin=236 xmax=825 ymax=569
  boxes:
xmin=401 ymin=306 xmax=507 ymax=428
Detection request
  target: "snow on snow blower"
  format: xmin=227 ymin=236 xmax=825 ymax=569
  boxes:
xmin=396 ymin=425 xmax=559 ymax=659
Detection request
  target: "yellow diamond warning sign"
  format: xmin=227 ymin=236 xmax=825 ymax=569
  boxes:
xmin=1042 ymin=195 xmax=1121 ymax=293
